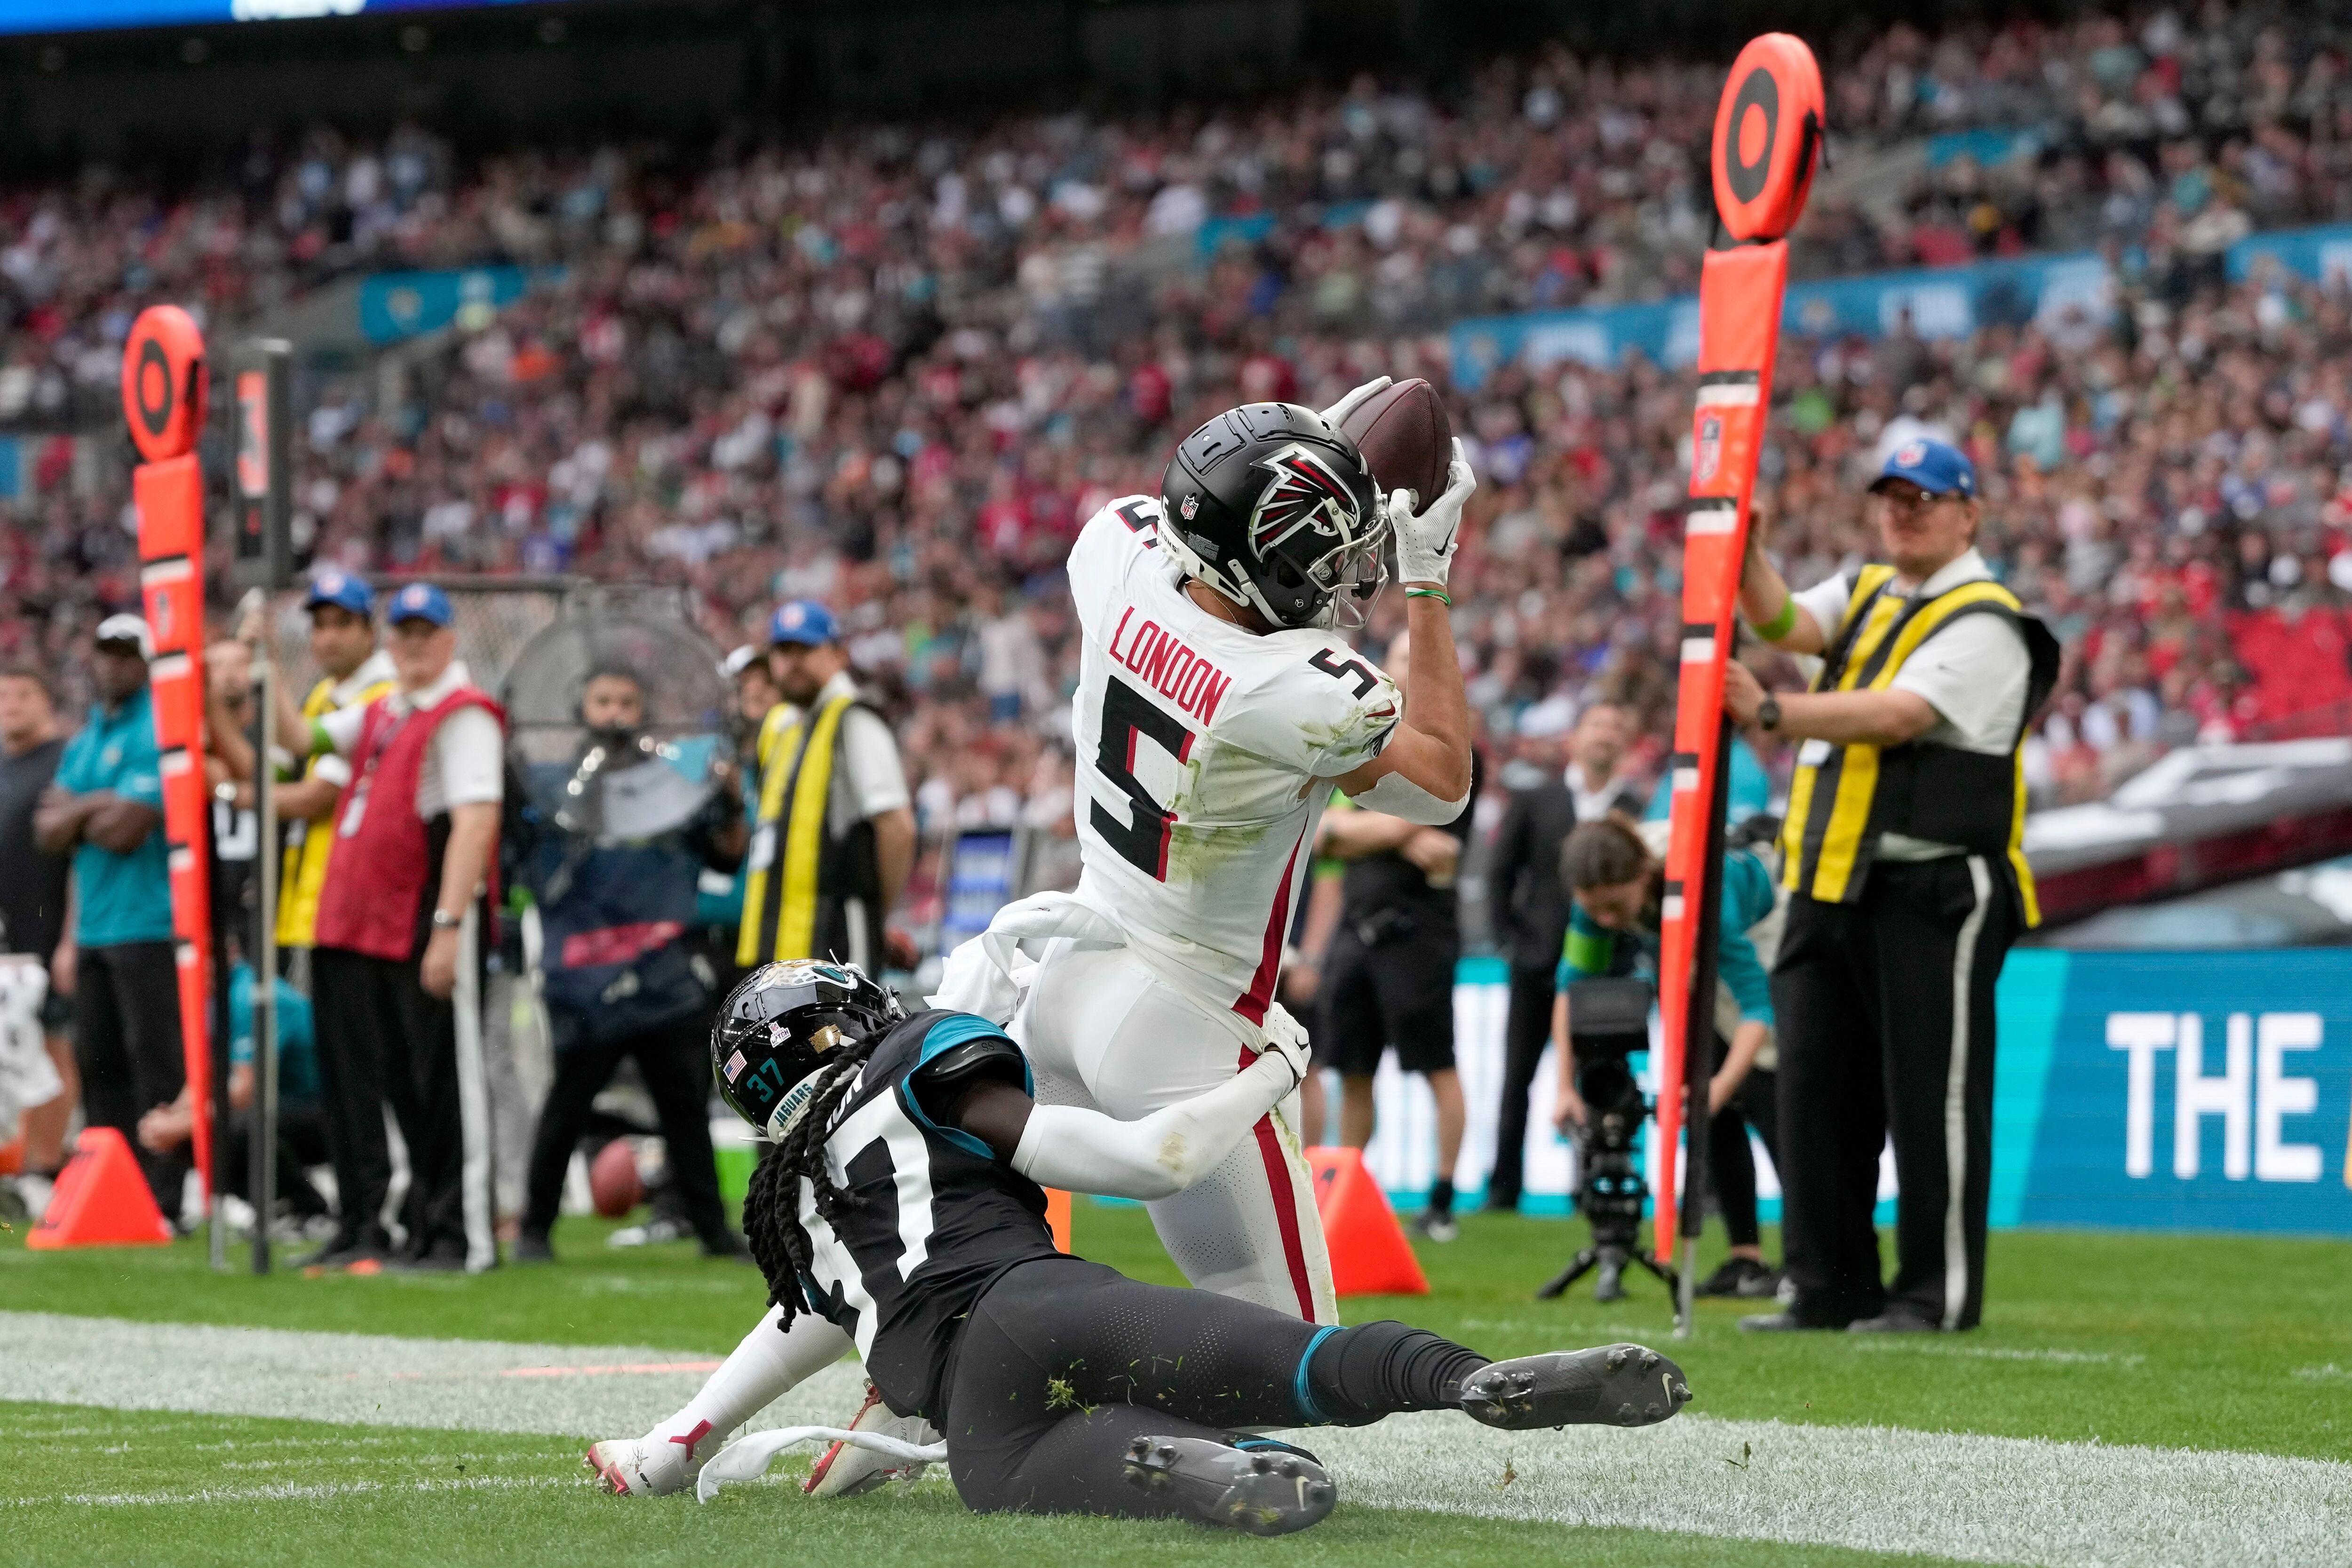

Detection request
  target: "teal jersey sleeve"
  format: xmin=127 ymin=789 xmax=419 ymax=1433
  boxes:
xmin=1715 ymin=850 xmax=1777 ymax=1027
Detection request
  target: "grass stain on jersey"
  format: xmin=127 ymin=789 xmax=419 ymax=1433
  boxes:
xmin=1158 ymin=753 xmax=1279 ymax=885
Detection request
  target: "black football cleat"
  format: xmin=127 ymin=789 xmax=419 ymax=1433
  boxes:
xmin=1121 ymin=1435 xmax=1338 ymax=1536
xmin=1458 ymin=1343 xmax=1692 ymax=1430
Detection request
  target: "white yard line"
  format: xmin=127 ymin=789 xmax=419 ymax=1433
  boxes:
xmin=8 ymin=1475 xmax=583 ymax=1508
xmin=6 ymin=1311 xmax=2350 ymax=1568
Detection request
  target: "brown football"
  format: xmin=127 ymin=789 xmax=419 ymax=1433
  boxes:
xmin=589 ymin=1137 xmax=644 ymax=1218
xmin=1337 ymin=377 xmax=1453 ymax=509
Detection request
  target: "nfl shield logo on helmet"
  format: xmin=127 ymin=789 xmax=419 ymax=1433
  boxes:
xmin=1180 ymin=493 xmax=1199 ymax=520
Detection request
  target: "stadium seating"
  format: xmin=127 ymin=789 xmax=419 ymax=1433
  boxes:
xmin=3 ymin=7 xmax=2352 ymax=862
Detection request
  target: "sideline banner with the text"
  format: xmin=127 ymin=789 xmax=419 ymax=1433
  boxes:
xmin=1360 ymin=949 xmax=2352 ymax=1237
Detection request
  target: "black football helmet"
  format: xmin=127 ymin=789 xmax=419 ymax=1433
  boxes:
xmin=1159 ymin=402 xmax=1389 ymax=630
xmin=711 ymin=960 xmax=903 ymax=1138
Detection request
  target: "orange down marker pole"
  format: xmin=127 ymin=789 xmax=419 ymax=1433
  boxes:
xmin=122 ymin=305 xmax=215 ymax=1209
xmin=1653 ymin=36 xmax=1821 ymax=1333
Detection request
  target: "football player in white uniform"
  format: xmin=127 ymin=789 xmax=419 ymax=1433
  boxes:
xmin=585 ymin=383 xmax=1476 ymax=1499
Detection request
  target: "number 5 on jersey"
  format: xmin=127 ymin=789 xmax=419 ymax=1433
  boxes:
xmin=1093 ymin=673 xmax=1195 ymax=880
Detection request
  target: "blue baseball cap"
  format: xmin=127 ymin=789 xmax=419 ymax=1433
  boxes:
xmin=303 ymin=569 xmax=373 ymax=617
xmin=1872 ymin=437 xmax=1976 ymax=499
xmin=386 ymin=581 xmax=455 ymax=629
xmin=768 ymin=599 xmax=839 ymax=648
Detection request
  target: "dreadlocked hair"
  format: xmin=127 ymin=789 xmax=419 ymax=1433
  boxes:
xmin=742 ymin=1032 xmax=884 ymax=1334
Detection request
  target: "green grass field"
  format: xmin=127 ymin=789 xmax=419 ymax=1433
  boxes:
xmin=6 ymin=1206 xmax=2349 ymax=1567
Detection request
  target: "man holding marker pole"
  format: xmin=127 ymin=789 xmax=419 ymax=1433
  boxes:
xmin=1723 ymin=438 xmax=2056 ymax=1334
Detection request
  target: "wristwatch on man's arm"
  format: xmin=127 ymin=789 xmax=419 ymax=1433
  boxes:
xmin=1756 ymin=695 xmax=1782 ymax=732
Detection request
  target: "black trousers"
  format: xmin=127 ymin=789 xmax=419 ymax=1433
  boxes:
xmin=1771 ymin=856 xmax=2016 ymax=1329
xmin=1707 ymin=1051 xmax=1778 ymax=1250
xmin=220 ymin=1102 xmax=333 ymax=1215
xmin=311 ymin=944 xmax=488 ymax=1262
xmin=1485 ymin=963 xmax=1556 ymax=1208
xmin=73 ymin=941 xmax=187 ymax=1212
xmin=310 ymin=946 xmax=393 ymax=1250
xmin=941 ymin=1256 xmax=1480 ymax=1517
xmin=522 ymin=1007 xmax=730 ymax=1247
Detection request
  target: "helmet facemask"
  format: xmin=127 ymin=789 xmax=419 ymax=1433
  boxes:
xmin=1245 ymin=443 xmax=1390 ymax=630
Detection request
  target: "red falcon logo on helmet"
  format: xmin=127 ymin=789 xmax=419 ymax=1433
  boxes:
xmin=1248 ymin=443 xmax=1362 ymax=558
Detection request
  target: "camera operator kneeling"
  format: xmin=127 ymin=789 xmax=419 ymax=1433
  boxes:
xmin=1553 ymin=817 xmax=1780 ymax=1299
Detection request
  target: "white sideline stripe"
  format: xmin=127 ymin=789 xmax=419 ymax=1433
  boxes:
xmin=8 ymin=1475 xmax=581 ymax=1509
xmin=0 ymin=1311 xmax=869 ymax=1441
xmin=6 ymin=1313 xmax=2352 ymax=1567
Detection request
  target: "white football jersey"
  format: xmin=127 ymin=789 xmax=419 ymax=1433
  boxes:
xmin=1065 ymin=496 xmax=1403 ymax=1022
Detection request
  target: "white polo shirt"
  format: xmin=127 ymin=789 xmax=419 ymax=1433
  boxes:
xmin=318 ymin=658 xmax=505 ymax=819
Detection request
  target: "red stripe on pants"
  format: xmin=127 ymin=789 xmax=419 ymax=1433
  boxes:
xmin=1241 ymin=1045 xmax=1317 ymax=1322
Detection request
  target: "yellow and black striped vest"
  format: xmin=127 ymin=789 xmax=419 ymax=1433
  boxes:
xmin=737 ymin=692 xmax=884 ymax=968
xmin=1780 ymin=565 xmax=2060 ymax=926
xmin=278 ymin=668 xmax=397 ymax=948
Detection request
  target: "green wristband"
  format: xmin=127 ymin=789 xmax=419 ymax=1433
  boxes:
xmin=1755 ymin=594 xmax=1797 ymax=642
xmin=1405 ymin=587 xmax=1452 ymax=607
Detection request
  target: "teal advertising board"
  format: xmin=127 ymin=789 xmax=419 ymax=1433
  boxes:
xmin=1991 ymin=949 xmax=2352 ymax=1235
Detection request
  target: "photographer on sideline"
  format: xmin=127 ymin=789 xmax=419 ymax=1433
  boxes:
xmin=511 ymin=664 xmax=747 ymax=1263
xmin=1552 ymin=816 xmax=1780 ymax=1297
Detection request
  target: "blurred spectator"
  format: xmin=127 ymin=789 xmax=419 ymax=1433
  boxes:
xmin=136 ymin=960 xmax=332 ymax=1236
xmin=737 ymin=600 xmax=916 ymax=973
xmin=1565 ymin=701 xmax=1643 ymax=821
xmin=1479 ymin=711 xmax=1579 ymax=1215
xmin=271 ymin=572 xmax=397 ymax=981
xmin=0 ymin=661 xmax=77 ymax=1208
xmin=32 ymin=615 xmax=183 ymax=1215
xmin=300 ymin=583 xmax=504 ymax=1272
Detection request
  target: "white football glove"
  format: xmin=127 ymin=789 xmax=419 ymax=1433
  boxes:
xmin=1253 ymin=1000 xmax=1313 ymax=1092
xmin=1317 ymin=376 xmax=1392 ymax=430
xmin=1391 ymin=438 xmax=1474 ymax=590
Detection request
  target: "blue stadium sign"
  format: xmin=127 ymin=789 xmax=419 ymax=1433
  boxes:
xmin=1992 ymin=950 xmax=2352 ymax=1235
xmin=0 ymin=1 xmax=532 ymax=37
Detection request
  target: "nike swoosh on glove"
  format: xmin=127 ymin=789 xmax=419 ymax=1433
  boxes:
xmin=1391 ymin=438 xmax=1475 ymax=589
xmin=1252 ymin=1000 xmax=1312 ymax=1091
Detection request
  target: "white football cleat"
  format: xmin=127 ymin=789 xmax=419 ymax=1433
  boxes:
xmin=803 ymin=1383 xmax=938 ymax=1498
xmin=585 ymin=1419 xmax=717 ymax=1496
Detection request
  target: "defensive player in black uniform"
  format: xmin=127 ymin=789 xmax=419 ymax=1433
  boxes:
xmin=666 ymin=959 xmax=1689 ymax=1535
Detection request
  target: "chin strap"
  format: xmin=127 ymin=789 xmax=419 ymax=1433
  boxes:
xmin=696 ymin=1425 xmax=951 ymax=1503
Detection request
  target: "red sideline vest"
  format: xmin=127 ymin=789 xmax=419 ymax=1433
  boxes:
xmin=313 ymin=685 xmax=506 ymax=963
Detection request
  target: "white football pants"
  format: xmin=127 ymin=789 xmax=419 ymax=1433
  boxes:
xmin=1012 ymin=939 xmax=1336 ymax=1325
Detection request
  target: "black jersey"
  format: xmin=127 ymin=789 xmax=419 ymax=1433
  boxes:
xmin=791 ymin=1008 xmax=1064 ymax=1421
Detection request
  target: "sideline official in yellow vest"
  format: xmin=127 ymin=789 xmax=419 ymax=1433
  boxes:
xmin=1723 ymin=438 xmax=2057 ymax=1337
xmin=273 ymin=571 xmax=397 ymax=954
xmin=738 ymin=599 xmax=916 ymax=974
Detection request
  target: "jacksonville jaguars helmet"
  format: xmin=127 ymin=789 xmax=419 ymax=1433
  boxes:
xmin=1158 ymin=402 xmax=1389 ymax=630
xmin=711 ymin=960 xmax=904 ymax=1138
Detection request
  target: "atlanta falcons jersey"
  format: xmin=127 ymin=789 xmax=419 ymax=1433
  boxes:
xmin=789 ymin=1009 xmax=1062 ymax=1421
xmin=1065 ymin=496 xmax=1403 ymax=1024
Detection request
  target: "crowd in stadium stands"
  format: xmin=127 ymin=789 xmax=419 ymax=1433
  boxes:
xmin=7 ymin=7 xmax=2352 ymax=861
